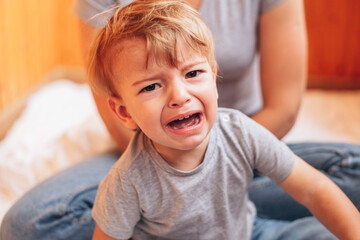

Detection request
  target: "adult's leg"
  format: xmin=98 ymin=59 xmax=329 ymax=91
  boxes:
xmin=249 ymin=142 xmax=360 ymax=220
xmin=0 ymin=154 xmax=118 ymax=240
xmin=251 ymin=216 xmax=336 ymax=240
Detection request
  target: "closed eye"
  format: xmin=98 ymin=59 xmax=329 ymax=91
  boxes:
xmin=185 ymin=70 xmax=201 ymax=79
xmin=139 ymin=83 xmax=160 ymax=93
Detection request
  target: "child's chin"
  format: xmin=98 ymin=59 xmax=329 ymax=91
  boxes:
xmin=177 ymin=136 xmax=209 ymax=150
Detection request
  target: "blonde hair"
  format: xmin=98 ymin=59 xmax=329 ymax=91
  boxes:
xmin=87 ymin=0 xmax=216 ymax=96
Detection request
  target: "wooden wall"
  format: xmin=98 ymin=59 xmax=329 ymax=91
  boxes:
xmin=0 ymin=0 xmax=359 ymax=112
xmin=304 ymin=0 xmax=360 ymax=89
xmin=0 ymin=0 xmax=83 ymax=111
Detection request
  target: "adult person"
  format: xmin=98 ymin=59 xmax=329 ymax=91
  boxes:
xmin=1 ymin=0 xmax=359 ymax=239
xmin=78 ymin=0 xmax=307 ymax=150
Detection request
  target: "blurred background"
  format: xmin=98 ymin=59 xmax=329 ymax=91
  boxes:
xmin=1 ymin=0 xmax=360 ymax=113
xmin=0 ymin=0 xmax=83 ymax=111
xmin=1 ymin=0 xmax=86 ymax=140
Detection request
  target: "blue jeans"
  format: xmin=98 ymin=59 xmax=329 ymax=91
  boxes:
xmin=1 ymin=142 xmax=359 ymax=240
xmin=251 ymin=216 xmax=336 ymax=240
xmin=250 ymin=142 xmax=360 ymax=221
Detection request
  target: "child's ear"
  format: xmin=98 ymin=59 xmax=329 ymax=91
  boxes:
xmin=108 ymin=96 xmax=138 ymax=130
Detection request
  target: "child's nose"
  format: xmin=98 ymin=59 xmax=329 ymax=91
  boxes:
xmin=168 ymin=82 xmax=191 ymax=108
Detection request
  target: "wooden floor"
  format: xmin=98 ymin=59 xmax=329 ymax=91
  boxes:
xmin=284 ymin=89 xmax=360 ymax=144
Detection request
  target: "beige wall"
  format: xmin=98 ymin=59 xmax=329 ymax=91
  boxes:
xmin=0 ymin=0 xmax=83 ymax=111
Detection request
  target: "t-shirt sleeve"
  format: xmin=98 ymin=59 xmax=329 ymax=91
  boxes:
xmin=242 ymin=115 xmax=294 ymax=183
xmin=92 ymin=166 xmax=141 ymax=239
xmin=220 ymin=109 xmax=295 ymax=183
xmin=72 ymin=0 xmax=119 ymax=27
xmin=260 ymin=0 xmax=286 ymax=14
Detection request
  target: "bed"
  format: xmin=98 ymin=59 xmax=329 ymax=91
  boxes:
xmin=0 ymin=78 xmax=359 ymax=224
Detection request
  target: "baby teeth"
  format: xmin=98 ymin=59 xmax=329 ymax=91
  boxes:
xmin=178 ymin=116 xmax=190 ymax=121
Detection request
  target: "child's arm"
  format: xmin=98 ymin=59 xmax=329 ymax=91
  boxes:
xmin=92 ymin=224 xmax=127 ymax=240
xmin=279 ymin=156 xmax=360 ymax=239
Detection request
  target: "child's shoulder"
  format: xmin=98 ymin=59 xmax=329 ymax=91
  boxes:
xmin=215 ymin=107 xmax=274 ymax=145
xmin=112 ymin=130 xmax=152 ymax=173
xmin=216 ymin=107 xmax=253 ymax=128
xmin=217 ymin=107 xmax=246 ymax=119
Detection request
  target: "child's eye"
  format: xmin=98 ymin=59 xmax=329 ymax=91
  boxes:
xmin=185 ymin=70 xmax=200 ymax=78
xmin=140 ymin=83 xmax=160 ymax=93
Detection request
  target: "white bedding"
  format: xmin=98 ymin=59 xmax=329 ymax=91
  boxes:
xmin=0 ymin=79 xmax=359 ymax=224
xmin=0 ymin=80 xmax=115 ymax=222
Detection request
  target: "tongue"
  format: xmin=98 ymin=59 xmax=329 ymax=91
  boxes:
xmin=169 ymin=114 xmax=199 ymax=130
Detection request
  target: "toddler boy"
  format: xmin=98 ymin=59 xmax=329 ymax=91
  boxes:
xmin=87 ymin=0 xmax=360 ymax=239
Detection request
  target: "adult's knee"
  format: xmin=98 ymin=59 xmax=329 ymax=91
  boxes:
xmin=0 ymin=186 xmax=96 ymax=240
xmin=0 ymin=199 xmax=35 ymax=240
xmin=0 ymin=155 xmax=117 ymax=239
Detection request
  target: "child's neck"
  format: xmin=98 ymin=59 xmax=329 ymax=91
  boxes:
xmin=153 ymin=135 xmax=210 ymax=172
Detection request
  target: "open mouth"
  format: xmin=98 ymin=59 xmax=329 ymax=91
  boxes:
xmin=168 ymin=113 xmax=201 ymax=130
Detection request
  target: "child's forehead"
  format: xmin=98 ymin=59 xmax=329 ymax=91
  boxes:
xmin=108 ymin=37 xmax=208 ymax=69
xmin=109 ymin=37 xmax=146 ymax=59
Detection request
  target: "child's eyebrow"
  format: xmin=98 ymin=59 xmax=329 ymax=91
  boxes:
xmin=180 ymin=60 xmax=208 ymax=71
xmin=131 ymin=60 xmax=208 ymax=86
xmin=132 ymin=76 xmax=161 ymax=86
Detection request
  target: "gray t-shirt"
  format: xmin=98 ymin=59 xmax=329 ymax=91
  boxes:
xmin=72 ymin=0 xmax=285 ymax=116
xmin=92 ymin=108 xmax=294 ymax=239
